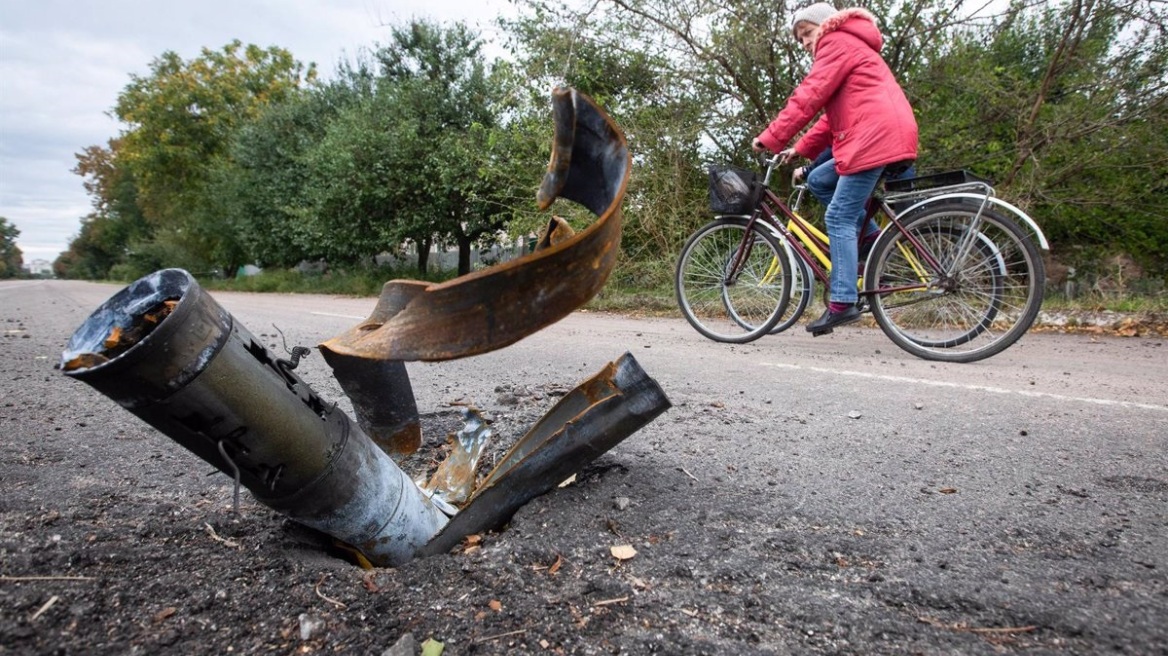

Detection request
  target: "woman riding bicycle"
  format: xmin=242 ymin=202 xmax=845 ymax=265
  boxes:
xmin=752 ymin=3 xmax=918 ymax=334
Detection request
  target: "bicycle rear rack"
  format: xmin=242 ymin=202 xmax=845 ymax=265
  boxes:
xmin=883 ymin=180 xmax=995 ymax=206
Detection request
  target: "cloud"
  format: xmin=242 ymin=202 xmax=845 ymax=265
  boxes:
xmin=0 ymin=0 xmax=512 ymax=264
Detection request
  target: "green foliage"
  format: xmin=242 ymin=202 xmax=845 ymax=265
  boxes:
xmin=57 ymin=139 xmax=150 ymax=279
xmin=506 ymin=0 xmax=1168 ymax=281
xmin=0 ymin=217 xmax=23 ymax=278
xmin=370 ymin=21 xmax=540 ymax=274
xmin=201 ymin=263 xmax=458 ymax=296
xmin=909 ymin=0 xmax=1168 ymax=276
xmin=218 ymin=81 xmax=365 ymax=269
xmin=294 ymin=21 xmax=544 ymax=275
xmin=61 ymin=2 xmax=1167 ymax=292
xmin=111 ymin=41 xmax=316 ymax=275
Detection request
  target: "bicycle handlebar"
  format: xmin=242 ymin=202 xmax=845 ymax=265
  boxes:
xmin=757 ymin=152 xmax=783 ymax=169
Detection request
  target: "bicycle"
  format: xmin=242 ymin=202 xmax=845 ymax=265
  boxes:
xmin=675 ymin=154 xmax=1049 ymax=363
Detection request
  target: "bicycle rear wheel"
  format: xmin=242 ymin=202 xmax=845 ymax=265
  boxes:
xmin=889 ymin=223 xmax=1004 ymax=348
xmin=676 ymin=218 xmax=791 ymax=343
xmin=866 ymin=203 xmax=1044 ymax=362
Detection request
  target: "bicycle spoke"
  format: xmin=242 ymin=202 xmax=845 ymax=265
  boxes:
xmin=867 ymin=203 xmax=1044 ymax=362
xmin=676 ymin=220 xmax=791 ymax=343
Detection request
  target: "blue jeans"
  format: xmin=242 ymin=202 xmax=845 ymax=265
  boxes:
xmin=808 ymin=157 xmax=915 ymax=303
xmin=806 ymin=154 xmax=916 ymax=243
xmin=820 ymin=166 xmax=885 ymax=304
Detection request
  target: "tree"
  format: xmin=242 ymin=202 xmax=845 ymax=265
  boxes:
xmin=301 ymin=21 xmax=540 ymax=275
xmin=59 ymin=138 xmax=150 ymax=279
xmin=375 ymin=20 xmax=538 ymax=275
xmin=110 ymin=41 xmax=316 ymax=276
xmin=0 ymin=217 xmax=22 ymax=278
xmin=504 ymin=0 xmax=1168 ymax=281
xmin=911 ymin=0 xmax=1168 ymax=276
xmin=206 ymin=80 xmax=359 ymax=269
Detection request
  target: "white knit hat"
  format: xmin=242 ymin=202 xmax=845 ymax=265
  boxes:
xmin=791 ymin=2 xmax=838 ymax=37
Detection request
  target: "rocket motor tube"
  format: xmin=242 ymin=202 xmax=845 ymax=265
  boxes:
xmin=62 ymin=269 xmax=447 ymax=566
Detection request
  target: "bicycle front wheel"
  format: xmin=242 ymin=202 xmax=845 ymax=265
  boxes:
xmin=866 ymin=203 xmax=1045 ymax=362
xmin=768 ymin=251 xmax=813 ymax=334
xmin=676 ymin=218 xmax=791 ymax=343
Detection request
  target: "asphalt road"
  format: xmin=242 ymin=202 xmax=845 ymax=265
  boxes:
xmin=2 ymin=279 xmax=1166 ymax=654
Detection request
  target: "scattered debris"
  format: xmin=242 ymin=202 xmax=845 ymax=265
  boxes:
xmin=204 ymin=523 xmax=240 ymax=549
xmin=611 ymin=545 xmax=637 ymax=561
xmin=381 ymin=633 xmax=418 ymax=656
xmin=29 ymin=596 xmax=59 ymax=621
xmin=420 ymin=638 xmax=445 ymax=656
xmin=298 ymin=613 xmax=325 ymax=641
xmin=422 ymin=408 xmax=493 ymax=506
xmin=59 ymin=88 xmax=672 ymax=569
xmin=314 ymin=574 xmax=347 ymax=610
xmin=593 ymin=596 xmax=631 ymax=607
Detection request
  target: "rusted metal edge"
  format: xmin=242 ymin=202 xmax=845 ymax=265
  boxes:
xmin=419 ymin=352 xmax=671 ymax=557
xmin=318 ymin=354 xmax=421 ymax=456
xmin=318 ymin=87 xmax=630 ymax=363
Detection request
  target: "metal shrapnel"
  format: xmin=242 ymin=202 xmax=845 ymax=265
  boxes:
xmin=60 ymin=88 xmax=671 ymax=567
xmin=318 ymin=87 xmax=629 ymax=366
xmin=421 ymin=352 xmax=670 ymax=556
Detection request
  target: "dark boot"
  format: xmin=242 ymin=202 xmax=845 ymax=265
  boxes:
xmin=806 ymin=305 xmax=861 ymax=336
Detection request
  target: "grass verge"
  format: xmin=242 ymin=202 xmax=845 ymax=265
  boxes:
xmin=194 ymin=264 xmax=1167 ymax=336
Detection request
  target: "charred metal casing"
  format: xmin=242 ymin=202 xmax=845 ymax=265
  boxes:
xmin=326 ymin=357 xmax=421 ymax=456
xmin=61 ymin=88 xmax=671 ymax=567
xmin=60 ymin=269 xmax=447 ymax=566
xmin=421 ymin=352 xmax=670 ymax=556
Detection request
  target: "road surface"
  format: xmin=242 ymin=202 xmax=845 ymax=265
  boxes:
xmin=1 ymin=279 xmax=1165 ymax=655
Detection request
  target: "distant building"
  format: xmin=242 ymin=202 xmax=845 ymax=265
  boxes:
xmin=23 ymin=259 xmax=53 ymax=277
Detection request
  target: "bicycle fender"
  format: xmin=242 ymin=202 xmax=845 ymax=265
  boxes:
xmin=896 ymin=193 xmax=1050 ymax=250
xmin=713 ymin=214 xmax=785 ymax=240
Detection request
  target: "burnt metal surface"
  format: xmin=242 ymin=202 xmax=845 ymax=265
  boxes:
xmin=321 ymin=354 xmax=421 ymax=456
xmin=420 ymin=352 xmax=670 ymax=557
xmin=61 ymin=269 xmax=447 ymax=566
xmin=318 ymin=87 xmax=630 ymax=365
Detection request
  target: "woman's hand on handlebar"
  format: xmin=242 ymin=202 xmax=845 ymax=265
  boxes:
xmin=779 ymin=149 xmax=807 ymax=187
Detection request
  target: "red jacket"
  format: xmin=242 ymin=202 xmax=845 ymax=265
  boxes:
xmin=756 ymin=8 xmax=918 ymax=175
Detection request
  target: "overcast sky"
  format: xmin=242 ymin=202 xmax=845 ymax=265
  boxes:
xmin=0 ymin=0 xmax=515 ymax=263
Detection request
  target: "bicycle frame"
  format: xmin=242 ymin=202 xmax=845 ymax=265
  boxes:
xmin=724 ymin=153 xmax=1049 ymax=302
xmin=679 ymin=154 xmax=1047 ymax=361
xmin=729 ymin=186 xmax=946 ymax=300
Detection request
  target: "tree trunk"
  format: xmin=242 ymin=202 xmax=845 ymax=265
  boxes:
xmin=457 ymin=232 xmax=473 ymax=276
xmin=416 ymin=236 xmax=431 ymax=276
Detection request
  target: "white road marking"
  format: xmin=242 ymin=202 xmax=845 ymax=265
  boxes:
xmin=761 ymin=362 xmax=1168 ymax=413
xmin=310 ymin=312 xmax=366 ymax=320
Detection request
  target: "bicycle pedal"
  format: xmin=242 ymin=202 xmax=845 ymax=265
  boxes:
xmin=810 ymin=327 xmax=834 ymax=337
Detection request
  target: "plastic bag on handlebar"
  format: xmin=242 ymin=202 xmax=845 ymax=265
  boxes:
xmin=708 ymin=166 xmax=761 ymax=214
